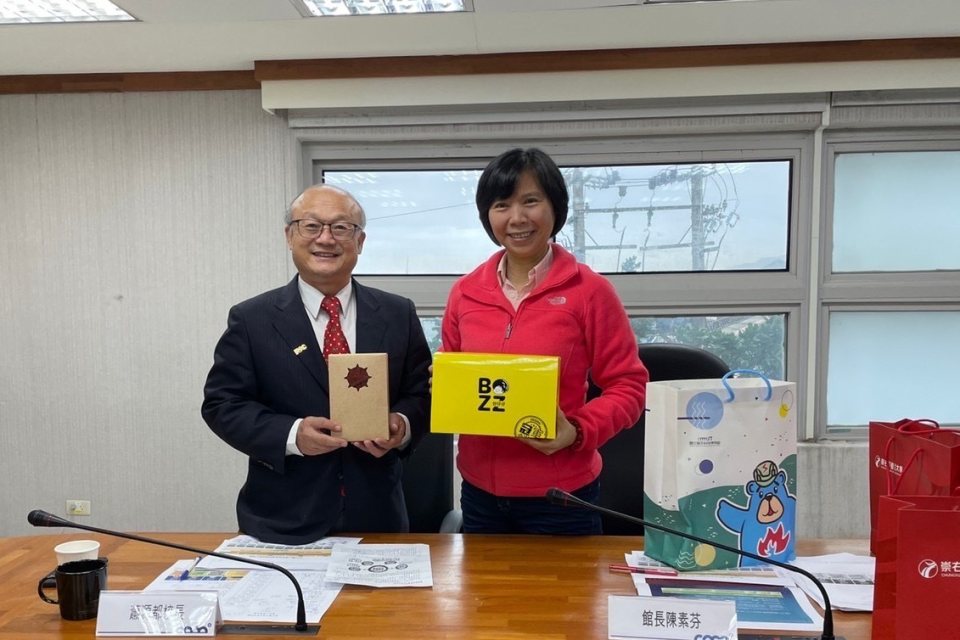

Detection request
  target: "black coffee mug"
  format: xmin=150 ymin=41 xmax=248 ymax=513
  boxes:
xmin=38 ymin=558 xmax=108 ymax=620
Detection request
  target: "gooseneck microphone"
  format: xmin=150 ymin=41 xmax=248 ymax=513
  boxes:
xmin=28 ymin=509 xmax=318 ymax=635
xmin=545 ymin=488 xmax=841 ymax=640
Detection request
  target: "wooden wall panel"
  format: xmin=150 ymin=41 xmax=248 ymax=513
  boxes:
xmin=0 ymin=71 xmax=258 ymax=95
xmin=2 ymin=38 xmax=959 ymax=95
xmin=254 ymin=38 xmax=960 ymax=80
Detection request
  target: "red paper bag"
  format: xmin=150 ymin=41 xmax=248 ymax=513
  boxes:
xmin=872 ymin=495 xmax=960 ymax=640
xmin=868 ymin=419 xmax=960 ymax=553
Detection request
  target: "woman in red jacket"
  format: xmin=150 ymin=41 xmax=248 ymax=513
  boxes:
xmin=442 ymin=148 xmax=649 ymax=534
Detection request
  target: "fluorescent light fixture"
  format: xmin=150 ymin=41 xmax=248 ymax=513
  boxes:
xmin=292 ymin=0 xmax=471 ymax=17
xmin=0 ymin=0 xmax=135 ymax=24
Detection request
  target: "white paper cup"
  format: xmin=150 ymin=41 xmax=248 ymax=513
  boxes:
xmin=54 ymin=540 xmax=100 ymax=565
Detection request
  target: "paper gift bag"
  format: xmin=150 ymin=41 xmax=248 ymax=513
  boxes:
xmin=868 ymin=419 xmax=960 ymax=554
xmin=872 ymin=495 xmax=960 ymax=640
xmin=643 ymin=369 xmax=797 ymax=571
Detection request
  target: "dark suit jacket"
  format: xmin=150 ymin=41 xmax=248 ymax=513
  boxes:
xmin=201 ymin=276 xmax=431 ymax=544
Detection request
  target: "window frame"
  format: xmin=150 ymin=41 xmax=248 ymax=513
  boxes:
xmin=295 ymin=95 xmax=827 ymax=438
xmin=817 ymin=130 xmax=960 ymax=437
xmin=305 ymin=132 xmax=813 ymax=437
xmin=306 ymin=134 xmax=812 ymax=296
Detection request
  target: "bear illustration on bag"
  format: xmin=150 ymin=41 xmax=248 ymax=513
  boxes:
xmin=716 ymin=460 xmax=796 ymax=566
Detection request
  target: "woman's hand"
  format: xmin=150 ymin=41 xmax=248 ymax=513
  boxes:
xmin=520 ymin=407 xmax=577 ymax=455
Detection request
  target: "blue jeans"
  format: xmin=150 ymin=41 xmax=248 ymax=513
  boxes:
xmin=461 ymin=478 xmax=603 ymax=535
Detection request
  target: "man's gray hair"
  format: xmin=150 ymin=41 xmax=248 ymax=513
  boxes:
xmin=284 ymin=184 xmax=366 ymax=228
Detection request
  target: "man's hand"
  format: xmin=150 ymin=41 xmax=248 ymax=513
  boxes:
xmin=353 ymin=412 xmax=406 ymax=458
xmin=428 ymin=364 xmax=433 ymax=394
xmin=520 ymin=407 xmax=577 ymax=456
xmin=296 ymin=416 xmax=348 ymax=456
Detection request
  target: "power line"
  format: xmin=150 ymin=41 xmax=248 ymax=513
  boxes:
xmin=366 ymin=201 xmax=474 ymax=221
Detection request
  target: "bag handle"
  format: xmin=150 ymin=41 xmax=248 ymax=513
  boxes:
xmin=884 ymin=443 xmax=923 ymax=495
xmin=883 ymin=419 xmax=953 ymax=495
xmin=897 ymin=418 xmax=941 ymax=436
xmin=721 ymin=369 xmax=772 ymax=403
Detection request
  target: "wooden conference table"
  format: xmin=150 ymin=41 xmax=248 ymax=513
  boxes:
xmin=0 ymin=533 xmax=871 ymax=640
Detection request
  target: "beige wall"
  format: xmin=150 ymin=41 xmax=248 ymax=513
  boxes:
xmin=0 ymin=90 xmax=294 ymax=536
xmin=0 ymin=89 xmax=868 ymax=539
xmin=797 ymin=443 xmax=869 ymax=539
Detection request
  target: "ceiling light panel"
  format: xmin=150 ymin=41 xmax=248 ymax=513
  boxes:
xmin=295 ymin=0 xmax=470 ymax=17
xmin=0 ymin=0 xmax=135 ymax=24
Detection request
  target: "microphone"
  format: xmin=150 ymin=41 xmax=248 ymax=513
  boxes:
xmin=28 ymin=509 xmax=319 ymax=635
xmin=544 ymin=488 xmax=842 ymax=640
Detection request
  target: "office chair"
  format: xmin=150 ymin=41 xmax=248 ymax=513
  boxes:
xmin=593 ymin=343 xmax=730 ymax=535
xmin=400 ymin=431 xmax=461 ymax=533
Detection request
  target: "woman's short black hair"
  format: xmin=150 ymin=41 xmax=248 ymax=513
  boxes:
xmin=476 ymin=147 xmax=569 ymax=245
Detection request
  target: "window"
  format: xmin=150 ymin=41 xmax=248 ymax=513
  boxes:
xmin=427 ymin=313 xmax=786 ymax=380
xmin=419 ymin=316 xmax=442 ymax=354
xmin=821 ymin=137 xmax=960 ymax=436
xmin=326 ymin=160 xmax=790 ymax=276
xmin=826 ymin=311 xmax=960 ymax=433
xmin=634 ymin=314 xmax=786 ymax=380
xmin=326 ymin=169 xmax=483 ymax=275
xmin=833 ymin=151 xmax=960 ymax=272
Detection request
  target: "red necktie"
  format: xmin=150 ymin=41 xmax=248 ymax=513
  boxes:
xmin=321 ymin=296 xmax=350 ymax=361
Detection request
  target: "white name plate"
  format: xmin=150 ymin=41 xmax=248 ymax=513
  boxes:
xmin=608 ymin=595 xmax=738 ymax=640
xmin=96 ymin=590 xmax=222 ymax=636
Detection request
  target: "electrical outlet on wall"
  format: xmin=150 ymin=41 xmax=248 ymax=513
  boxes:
xmin=66 ymin=500 xmax=91 ymax=516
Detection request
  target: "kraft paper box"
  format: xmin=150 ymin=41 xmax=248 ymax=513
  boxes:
xmin=431 ymin=352 xmax=558 ymax=439
xmin=329 ymin=353 xmax=389 ymax=442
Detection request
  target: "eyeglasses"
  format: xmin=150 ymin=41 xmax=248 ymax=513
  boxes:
xmin=289 ymin=219 xmax=363 ymax=241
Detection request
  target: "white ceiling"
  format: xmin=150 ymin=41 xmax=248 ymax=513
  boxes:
xmin=1 ymin=0 xmax=959 ymax=76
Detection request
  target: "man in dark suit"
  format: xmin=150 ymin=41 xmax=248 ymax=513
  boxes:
xmin=202 ymin=184 xmax=431 ymax=544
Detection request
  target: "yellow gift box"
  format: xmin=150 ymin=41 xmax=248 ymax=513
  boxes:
xmin=431 ymin=352 xmax=558 ymax=439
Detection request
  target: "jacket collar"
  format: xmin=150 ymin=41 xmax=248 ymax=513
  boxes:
xmin=271 ymin=276 xmax=385 ymax=392
xmin=460 ymin=243 xmax=579 ymax=302
xmin=273 ymin=276 xmax=329 ymax=391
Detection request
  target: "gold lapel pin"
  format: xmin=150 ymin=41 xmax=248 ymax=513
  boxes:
xmin=293 ymin=344 xmax=308 ymax=356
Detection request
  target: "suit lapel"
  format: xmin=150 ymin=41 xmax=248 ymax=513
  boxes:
xmin=354 ymin=280 xmax=387 ymax=354
xmin=272 ymin=276 xmax=329 ymax=392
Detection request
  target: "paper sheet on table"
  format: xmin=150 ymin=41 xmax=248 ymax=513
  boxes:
xmin=144 ymin=559 xmax=343 ymax=623
xmin=628 ymin=551 xmax=794 ymax=586
xmin=326 ymin=543 xmax=432 ymax=588
xmin=633 ymin=575 xmax=824 ymax=633
xmin=789 ymin=553 xmax=875 ymax=612
xmin=196 ymin=535 xmax=362 ymax=572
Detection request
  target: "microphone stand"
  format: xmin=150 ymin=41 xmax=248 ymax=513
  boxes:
xmin=28 ymin=509 xmax=319 ymax=636
xmin=545 ymin=489 xmax=842 ymax=640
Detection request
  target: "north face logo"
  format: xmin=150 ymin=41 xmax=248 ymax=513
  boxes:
xmin=547 ymin=296 xmax=567 ymax=305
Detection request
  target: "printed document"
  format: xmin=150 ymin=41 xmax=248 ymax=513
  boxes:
xmin=144 ymin=559 xmax=342 ymax=623
xmin=326 ymin=544 xmax=433 ymax=588
xmin=789 ymin=553 xmax=875 ymax=612
xmin=197 ymin=534 xmax=362 ymax=572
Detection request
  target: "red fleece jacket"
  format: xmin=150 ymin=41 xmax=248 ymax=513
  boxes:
xmin=441 ymin=244 xmax=648 ymax=497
